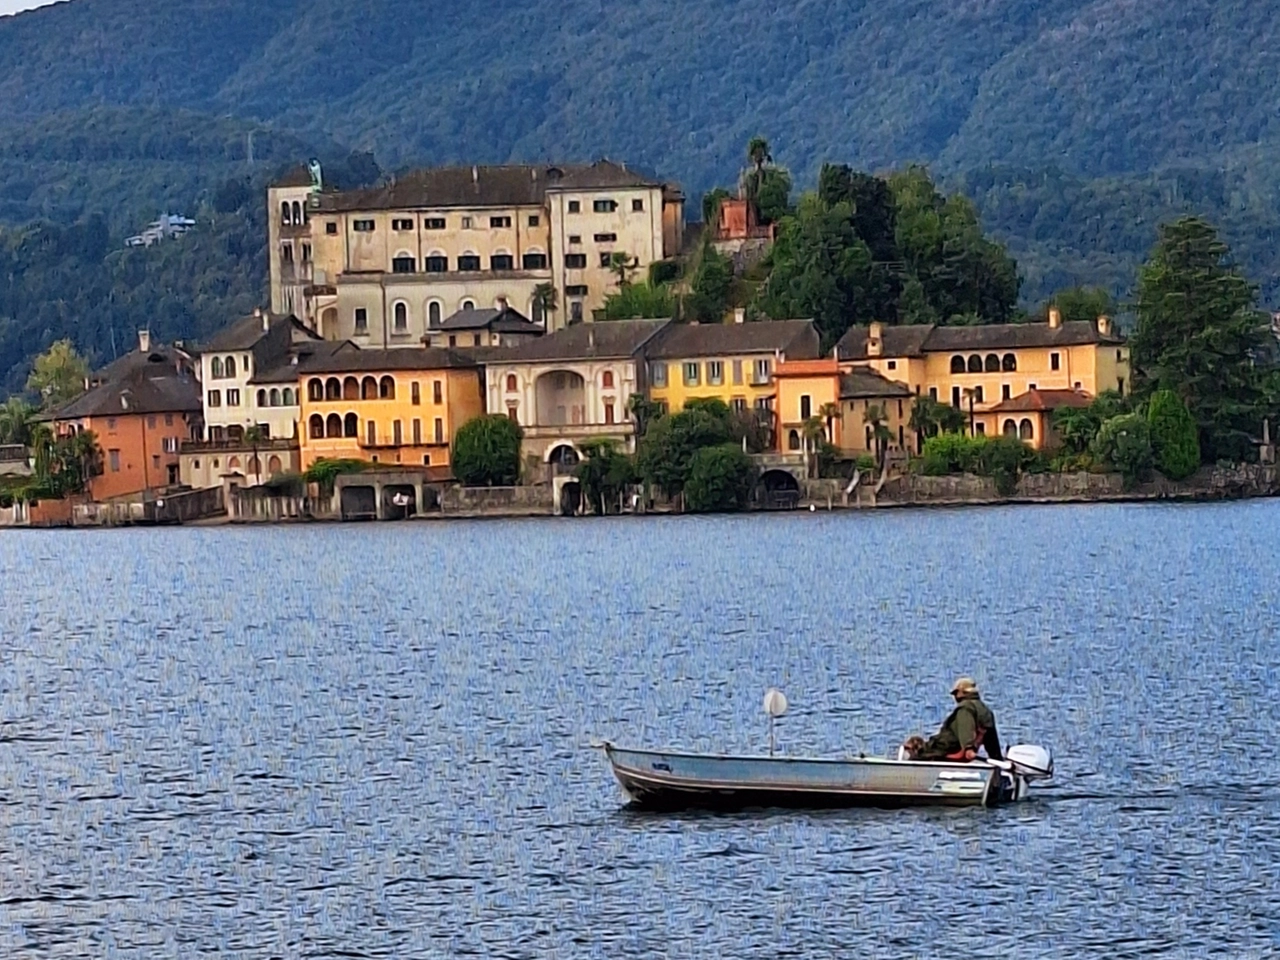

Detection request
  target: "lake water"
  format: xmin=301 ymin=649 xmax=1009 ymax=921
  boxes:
xmin=1 ymin=503 xmax=1279 ymax=958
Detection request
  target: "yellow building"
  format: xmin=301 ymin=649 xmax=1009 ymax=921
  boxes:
xmin=268 ymin=160 xmax=685 ymax=340
xmin=772 ymin=359 xmax=912 ymax=458
xmin=298 ymin=347 xmax=485 ymax=472
xmin=834 ymin=310 xmax=1129 ymax=449
xmin=644 ymin=318 xmax=820 ymax=417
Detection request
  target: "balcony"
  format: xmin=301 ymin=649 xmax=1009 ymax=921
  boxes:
xmin=522 ymin=422 xmax=634 ymax=440
xmin=181 ymin=438 xmax=298 ymax=454
xmin=339 ymin=267 xmax=552 ymax=285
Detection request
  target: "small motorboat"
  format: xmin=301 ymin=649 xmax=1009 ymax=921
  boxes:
xmin=602 ymin=742 xmax=1054 ymax=810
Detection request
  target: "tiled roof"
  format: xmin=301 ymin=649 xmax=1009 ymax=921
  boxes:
xmin=50 ymin=362 xmax=202 ymax=420
xmin=198 ymin=311 xmax=303 ymax=353
xmin=487 ymin=319 xmax=671 ymax=364
xmin=987 ymin=388 xmax=1094 ymax=413
xmin=251 ymin=341 xmax=348 ymax=384
xmin=92 ymin=343 xmax=193 ymax=385
xmin=839 ymin=369 xmax=913 ymax=399
xmin=645 ymin=319 xmax=820 ymax=361
xmin=314 ymin=160 xmax=668 ymax=213
xmin=270 ymin=165 xmax=315 ymax=189
xmin=297 ymin=346 xmax=480 ymax=374
xmin=836 ymin=320 xmax=1123 ymax=359
xmin=435 ymin=305 xmax=543 ymax=334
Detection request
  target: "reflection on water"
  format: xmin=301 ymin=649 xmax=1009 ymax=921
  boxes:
xmin=1 ymin=503 xmax=1279 ymax=957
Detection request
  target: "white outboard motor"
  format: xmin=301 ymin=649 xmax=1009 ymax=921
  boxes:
xmin=1006 ymin=744 xmax=1053 ymax=780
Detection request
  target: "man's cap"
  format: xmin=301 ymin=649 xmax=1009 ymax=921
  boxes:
xmin=951 ymin=676 xmax=978 ymax=695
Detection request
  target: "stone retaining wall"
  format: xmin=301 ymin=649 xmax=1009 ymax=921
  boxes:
xmin=441 ymin=485 xmax=554 ymax=515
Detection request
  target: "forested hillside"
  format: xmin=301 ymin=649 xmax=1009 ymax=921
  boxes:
xmin=1 ymin=0 xmax=1278 ymax=390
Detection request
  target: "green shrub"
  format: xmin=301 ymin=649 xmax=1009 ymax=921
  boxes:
xmin=302 ymin=458 xmax=370 ymax=494
xmin=854 ymin=453 xmax=877 ymax=472
xmin=1092 ymin=414 xmax=1154 ymax=488
xmin=684 ymin=443 xmax=757 ymax=512
xmin=920 ymin=432 xmax=987 ymax=475
xmin=452 ymin=415 xmax=523 ymax=486
xmin=1146 ymin=390 xmax=1200 ymax=480
xmin=978 ymin=435 xmax=1034 ymax=495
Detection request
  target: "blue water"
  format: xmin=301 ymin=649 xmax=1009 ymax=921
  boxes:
xmin=1 ymin=503 xmax=1279 ymax=958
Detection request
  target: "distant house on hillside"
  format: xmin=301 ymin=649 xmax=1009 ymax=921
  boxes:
xmin=125 ymin=214 xmax=196 ymax=248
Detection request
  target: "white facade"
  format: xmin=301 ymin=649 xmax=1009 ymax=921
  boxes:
xmin=200 ymin=348 xmax=300 ymax=442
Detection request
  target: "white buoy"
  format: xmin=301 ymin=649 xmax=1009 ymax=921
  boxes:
xmin=763 ymin=688 xmax=788 ymax=756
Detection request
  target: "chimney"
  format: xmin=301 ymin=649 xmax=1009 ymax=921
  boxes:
xmin=1048 ymin=306 xmax=1062 ymax=330
xmin=733 ymin=307 xmax=745 ymax=324
xmin=255 ymin=306 xmax=268 ymax=332
xmin=472 ymin=165 xmax=479 ymax=185
xmin=138 ymin=329 xmax=151 ymax=353
xmin=867 ymin=321 xmax=883 ymax=358
xmin=588 ymin=326 xmax=596 ymax=349
xmin=1097 ymin=314 xmax=1112 ymax=337
xmin=497 ymin=296 xmax=509 ymax=314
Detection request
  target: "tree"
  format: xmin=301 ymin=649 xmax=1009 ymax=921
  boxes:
xmin=1052 ymin=391 xmax=1132 ymax=456
xmin=27 ymin=339 xmax=90 ymax=410
xmin=1092 ymin=413 xmax=1154 ymax=488
xmin=609 ymin=251 xmax=641 ymax=288
xmin=635 ymin=402 xmax=734 ymax=501
xmin=909 ymin=396 xmax=943 ymax=451
xmin=601 ymin=282 xmax=674 ymax=320
xmin=702 ymin=186 xmax=732 ymax=227
xmin=627 ymin=393 xmax=663 ymax=438
xmin=0 ymin=397 xmax=36 ymax=446
xmin=864 ymin=403 xmax=893 ymax=466
xmin=574 ymin=438 xmax=636 ymax=515
xmin=532 ymin=282 xmax=558 ymax=327
xmin=1132 ymin=216 xmax=1271 ymax=462
xmin=819 ymin=402 xmax=841 ymax=445
xmin=742 ymin=137 xmax=792 ymax=223
xmin=1146 ymin=389 xmax=1200 ymax=480
xmin=243 ymin=425 xmax=265 ymax=485
xmin=685 ymin=244 xmax=734 ymax=323
xmin=303 ymin=458 xmax=370 ymax=496
xmin=684 ymin=443 xmax=756 ymax=512
xmin=451 ymin=415 xmax=523 ymax=486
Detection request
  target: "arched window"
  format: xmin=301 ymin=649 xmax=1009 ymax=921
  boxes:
xmin=379 ymin=376 xmax=396 ymax=400
xmin=281 ymin=201 xmax=292 ymax=225
xmin=325 ymin=378 xmax=341 ymax=400
xmin=428 ymin=301 xmax=442 ymax=327
xmin=229 ymin=456 xmax=241 ymax=470
xmin=309 ymin=414 xmax=324 ymax=438
xmin=282 ymin=388 xmax=295 ymax=406
xmin=394 ymin=301 xmax=408 ymax=331
xmin=1002 ymin=353 xmax=1017 ymax=372
xmin=269 ymin=388 xmax=281 ymax=407
xmin=225 ymin=356 xmax=237 ymax=378
xmin=788 ymin=429 xmax=801 ymax=451
xmin=343 ymin=376 xmax=359 ymax=401
xmin=326 ymin=413 xmax=343 ymax=438
xmin=461 ymin=299 xmax=475 ymax=312
xmin=362 ymin=376 xmax=378 ymax=400
xmin=308 ymin=378 xmax=323 ymax=402
xmin=268 ymin=455 xmax=283 ymax=476
xmin=292 ymin=201 xmax=302 ymax=226
xmin=344 ymin=413 xmax=359 ymax=437
xmin=505 ymin=373 xmax=518 ymax=392
xmin=1003 ymin=419 xmax=1018 ymax=437
xmin=967 ymin=355 xmax=983 ymax=373
xmin=1019 ymin=418 xmax=1034 ymax=441
xmin=602 ymin=371 xmax=615 ymax=389
xmin=211 ymin=356 xmax=224 ymax=379
xmin=985 ymin=354 xmax=1000 ymax=372
xmin=256 ymin=389 xmax=267 ymax=407
xmin=950 ymin=355 xmax=966 ymax=374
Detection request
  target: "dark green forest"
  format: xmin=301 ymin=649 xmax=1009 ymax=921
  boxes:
xmin=2 ymin=0 xmax=1280 ymax=392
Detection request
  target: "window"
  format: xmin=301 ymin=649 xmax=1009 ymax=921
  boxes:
xmin=968 ymin=355 xmax=983 ymax=373
xmin=210 ymin=357 xmax=223 ymax=379
xmin=604 ymin=403 xmax=615 ymax=425
xmin=162 ymin=437 xmax=179 ymax=454
xmin=165 ymin=413 xmax=173 ymax=426
xmin=593 ymin=199 xmax=617 ymax=213
xmin=473 ymin=334 xmax=482 ymax=346
xmin=1002 ymin=384 xmax=1011 ymax=400
xmin=599 ymin=252 xmax=613 ymax=268
xmin=433 ymin=380 xmax=443 ymax=404
xmin=507 ymin=404 xmax=519 ymax=422
xmin=568 ymin=201 xmax=581 ymax=214
xmin=354 ymin=308 xmax=368 ymax=332
xmin=788 ymin=430 xmax=801 ymax=451
xmin=257 ymin=388 xmax=267 ymax=407
xmin=380 ymin=377 xmax=396 ymax=400
xmin=429 ymin=302 xmax=442 ymax=326
xmin=973 ymin=385 xmax=984 ymax=403
xmin=632 ymin=199 xmax=644 ymax=212
xmin=394 ymin=302 xmax=408 ymax=331
xmin=425 ymin=255 xmax=448 ymax=273
xmin=650 ymin=362 xmax=668 ymax=387
xmin=1029 ymin=382 xmax=1037 ymax=390
xmin=523 ymin=252 xmax=547 ymax=270
xmin=448 ymin=335 xmax=457 ymax=347
xmin=800 ymin=395 xmax=812 ymax=420
xmin=490 ymin=216 xmax=511 ymax=228
xmin=568 ymin=235 xmax=582 ymax=245
xmin=226 ymin=389 xmax=241 ymax=407
xmin=412 ymin=419 xmax=422 ymax=445
xmin=975 ymin=422 xmax=986 ymax=435
xmin=344 ymin=413 xmax=358 ymax=437
xmin=683 ymin=362 xmax=700 ymax=386
xmin=506 ymin=374 xmax=518 ymax=392
xmin=281 ymin=243 xmax=294 ymax=263
xmin=570 ymin=302 xmax=583 ymax=323
xmin=293 ymin=202 xmax=303 ymax=225
xmin=731 ymin=397 xmax=747 ymax=414
xmin=458 ymin=254 xmax=481 ymax=271
xmin=565 ymin=254 xmax=587 ymax=269
xmin=283 ymin=388 xmax=295 ymax=405
xmin=1117 ymin=349 xmax=1124 ymax=362
xmin=434 ymin=418 xmax=444 ymax=444
xmin=1050 ymin=352 xmax=1061 ymax=371
xmin=268 ymin=389 xmax=280 ymax=407
xmin=491 ymin=254 xmax=514 ymax=271
xmin=753 ymin=358 xmax=771 ymax=384
xmin=929 ymin=387 xmax=938 ymax=401
xmin=707 ymin=361 xmax=724 ymax=385
xmin=146 ymin=415 xmax=157 ymax=429
xmin=528 ymin=215 xmax=540 ymax=227
xmin=391 ymin=255 xmax=415 ymax=274
xmin=353 ymin=219 xmax=375 ymax=232
xmin=461 ymin=216 xmax=473 ymax=229
xmin=425 ymin=217 xmax=446 ymax=230
xmin=393 ymin=420 xmax=403 ymax=446
xmin=412 ymin=381 xmax=421 ymax=405
xmin=392 ymin=218 xmax=414 ymax=231
xmin=367 ymin=420 xmax=376 ymax=446
xmin=565 ymin=284 xmax=588 ymax=296
xmin=1002 ymin=353 xmax=1017 ymax=372
xmin=952 ymin=386 xmax=962 ymax=408
xmin=985 ymin=354 xmax=1000 ymax=373
xmin=754 ymin=397 xmax=772 ymax=412
xmin=1003 ymin=419 xmax=1018 ymax=438
xmin=1118 ymin=376 xmax=1125 ymax=394
xmin=731 ymin=360 xmax=743 ymax=385
xmin=302 ymin=243 xmax=311 ymax=262
xmin=281 ymin=202 xmax=292 ymax=225
xmin=225 ymin=356 xmax=236 ymax=378
xmin=207 ymin=390 xmax=221 ymax=407
xmin=595 ymin=371 xmax=612 ymax=391
xmin=950 ymin=355 xmax=966 ymax=374
xmin=888 ymin=360 xmax=897 ymax=370
xmin=108 ymin=449 xmax=120 ymax=472
xmin=1020 ymin=419 xmax=1034 ymax=441
xmin=461 ymin=299 xmax=475 ymax=312
xmin=325 ymin=222 xmax=338 ymax=235
xmin=594 ymin=232 xmax=617 ymax=243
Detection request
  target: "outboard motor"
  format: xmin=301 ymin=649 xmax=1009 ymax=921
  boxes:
xmin=1006 ymin=744 xmax=1053 ymax=780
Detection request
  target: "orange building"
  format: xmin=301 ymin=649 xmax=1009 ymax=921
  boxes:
xmin=772 ymin=358 xmax=911 ymax=458
xmin=48 ymin=338 xmax=203 ymax=500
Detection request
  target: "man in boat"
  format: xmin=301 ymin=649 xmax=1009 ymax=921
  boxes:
xmin=911 ymin=677 xmax=1003 ymax=762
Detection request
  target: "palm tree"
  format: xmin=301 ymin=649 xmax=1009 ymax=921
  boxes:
xmin=864 ymin=403 xmax=893 ymax=468
xmin=68 ymin=430 xmax=101 ymax=492
xmin=243 ymin=425 xmax=265 ymax=485
xmin=746 ymin=136 xmax=772 ymax=195
xmin=0 ymin=397 xmax=35 ymax=446
xmin=909 ymin=396 xmax=940 ymax=453
xmin=818 ymin=402 xmax=841 ymax=445
xmin=609 ymin=252 xmax=640 ymax=289
xmin=802 ymin=415 xmax=826 ymax=478
xmin=532 ymin=282 xmax=558 ymax=327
